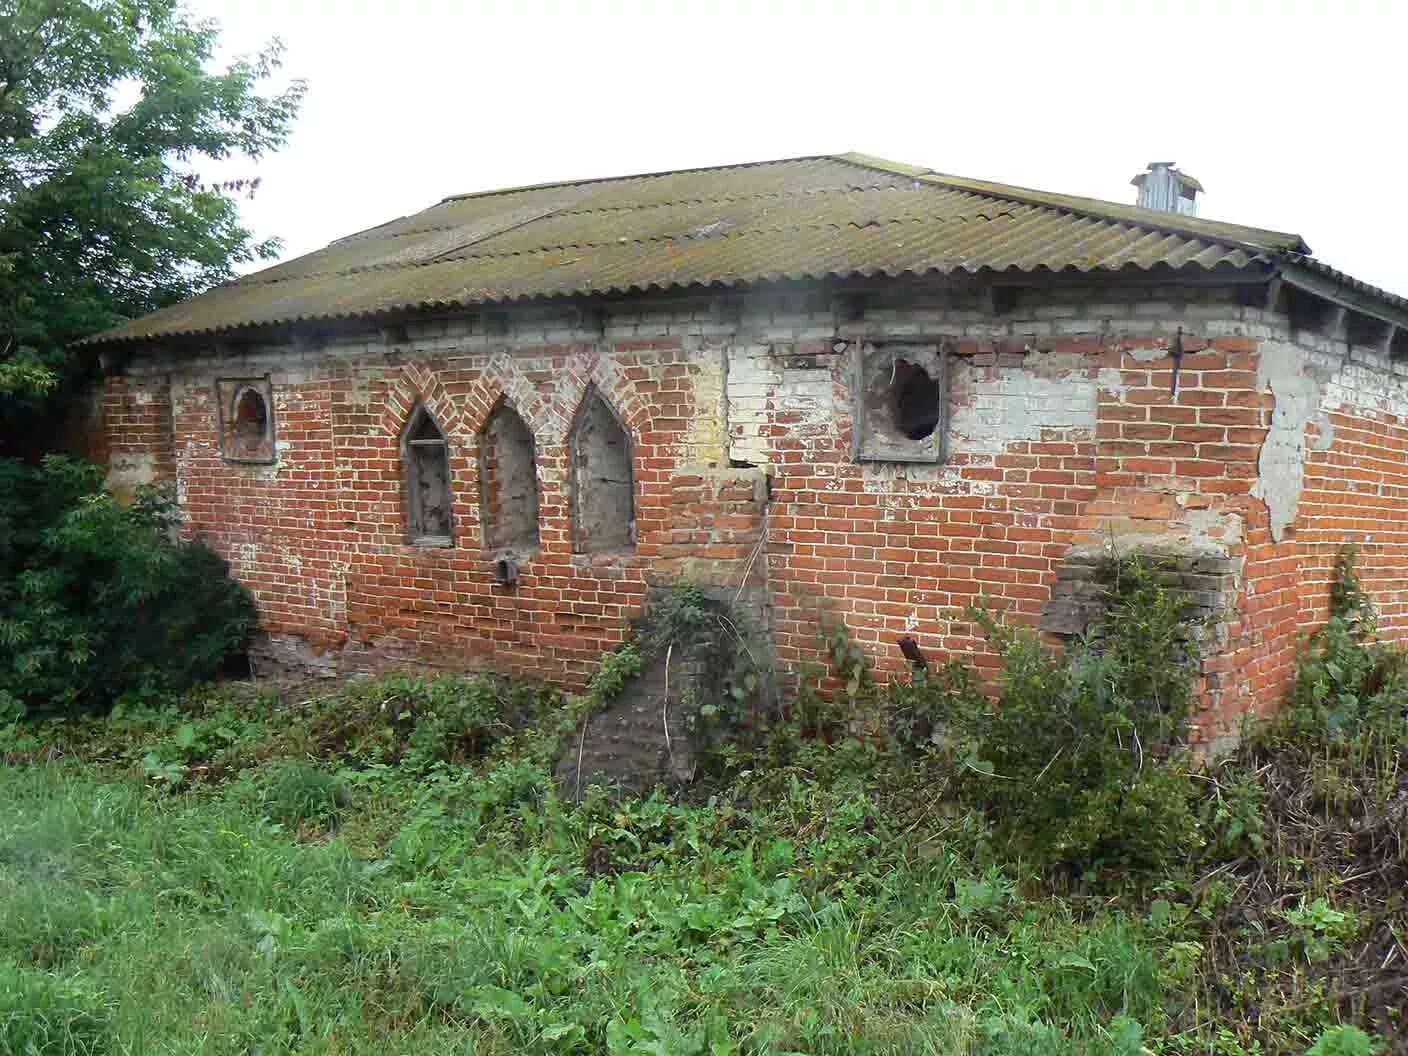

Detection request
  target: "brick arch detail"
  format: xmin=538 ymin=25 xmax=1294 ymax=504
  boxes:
xmin=555 ymin=346 xmax=651 ymax=444
xmin=381 ymin=361 xmax=468 ymax=444
xmin=458 ymin=351 xmax=549 ymax=440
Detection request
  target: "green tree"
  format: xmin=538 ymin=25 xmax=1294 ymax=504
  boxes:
xmin=0 ymin=0 xmax=303 ymax=432
xmin=0 ymin=1 xmax=298 ymax=714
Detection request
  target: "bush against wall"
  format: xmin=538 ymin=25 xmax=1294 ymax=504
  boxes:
xmin=875 ymin=553 xmax=1204 ymax=874
xmin=0 ymin=457 xmax=256 ymax=718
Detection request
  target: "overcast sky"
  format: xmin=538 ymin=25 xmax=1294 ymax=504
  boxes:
xmin=191 ymin=0 xmax=1408 ymax=297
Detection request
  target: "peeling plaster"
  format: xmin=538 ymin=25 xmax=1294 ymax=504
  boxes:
xmin=104 ymin=452 xmax=157 ymax=503
xmin=1252 ymin=341 xmax=1333 ymax=543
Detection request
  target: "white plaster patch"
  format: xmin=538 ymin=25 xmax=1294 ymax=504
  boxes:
xmin=947 ymin=362 xmax=1108 ymax=455
xmin=1252 ymin=341 xmax=1331 ymax=543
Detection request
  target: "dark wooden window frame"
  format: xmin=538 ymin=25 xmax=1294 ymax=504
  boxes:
xmin=401 ymin=404 xmax=454 ymax=547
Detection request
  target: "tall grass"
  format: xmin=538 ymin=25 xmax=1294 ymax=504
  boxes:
xmin=0 ymin=751 xmax=1178 ymax=1055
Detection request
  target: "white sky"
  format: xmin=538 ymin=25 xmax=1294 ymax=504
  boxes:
xmin=191 ymin=0 xmax=1408 ymax=297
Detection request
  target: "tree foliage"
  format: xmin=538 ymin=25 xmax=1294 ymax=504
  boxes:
xmin=0 ymin=0 xmax=304 ymax=425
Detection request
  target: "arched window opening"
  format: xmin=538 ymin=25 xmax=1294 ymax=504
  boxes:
xmin=232 ymin=388 xmax=269 ymax=443
xmin=403 ymin=405 xmax=453 ymax=544
xmin=480 ymin=399 xmax=539 ymax=552
xmin=570 ymin=389 xmax=634 ymax=553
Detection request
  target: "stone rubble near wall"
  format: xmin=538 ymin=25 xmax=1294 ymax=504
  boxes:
xmin=552 ymin=643 xmax=701 ymax=800
xmin=553 ymin=587 xmax=743 ymax=799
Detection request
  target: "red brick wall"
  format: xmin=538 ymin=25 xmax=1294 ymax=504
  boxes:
xmin=100 ymin=287 xmax=1408 ymax=744
xmin=125 ymin=339 xmax=750 ymax=686
xmin=763 ymin=335 xmax=1273 ymax=725
xmin=173 ymin=370 xmax=346 ymax=650
xmin=1296 ymin=404 xmax=1408 ymax=636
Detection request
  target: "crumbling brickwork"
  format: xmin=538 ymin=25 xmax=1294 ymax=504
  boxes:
xmin=101 ymin=278 xmax=1408 ymax=745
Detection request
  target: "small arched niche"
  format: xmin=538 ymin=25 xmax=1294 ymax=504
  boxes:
xmin=570 ymin=388 xmax=634 ymax=553
xmin=232 ymin=387 xmax=269 ymax=443
xmin=402 ymin=404 xmax=453 ymax=545
xmin=479 ymin=398 xmax=540 ymax=552
xmin=217 ymin=376 xmax=276 ymax=463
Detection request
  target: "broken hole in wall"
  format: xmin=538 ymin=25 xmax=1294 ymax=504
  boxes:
xmin=892 ymin=358 xmax=941 ymax=439
xmin=479 ymin=398 xmax=540 ymax=552
xmin=571 ymin=387 xmax=634 ymax=553
xmin=854 ymin=342 xmax=948 ymax=462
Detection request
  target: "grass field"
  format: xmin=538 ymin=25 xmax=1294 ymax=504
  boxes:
xmin=0 ymin=659 xmax=1400 ymax=1056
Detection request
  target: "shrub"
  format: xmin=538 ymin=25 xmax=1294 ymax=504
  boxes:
xmin=306 ymin=671 xmax=516 ymax=769
xmin=1275 ymin=548 xmax=1408 ymax=750
xmin=0 ymin=457 xmax=256 ymax=717
xmin=907 ymin=554 xmax=1202 ymax=874
xmin=0 ymin=960 xmax=110 ymax=1056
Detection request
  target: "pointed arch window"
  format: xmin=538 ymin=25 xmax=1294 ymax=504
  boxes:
xmin=479 ymin=399 xmax=540 ymax=552
xmin=402 ymin=405 xmax=453 ymax=545
xmin=570 ymin=389 xmax=634 ymax=553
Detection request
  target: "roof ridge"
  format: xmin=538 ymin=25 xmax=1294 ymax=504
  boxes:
xmin=325 ymin=157 xmax=895 ymax=248
xmin=832 ymin=152 xmax=1312 ymax=257
xmin=436 ymin=153 xmax=843 ymax=205
xmin=340 ymin=184 xmax=1003 ymax=245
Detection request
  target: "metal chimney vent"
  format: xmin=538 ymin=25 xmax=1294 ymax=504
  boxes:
xmin=1132 ymin=162 xmax=1202 ymax=216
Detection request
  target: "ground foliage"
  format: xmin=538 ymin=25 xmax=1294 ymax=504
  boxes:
xmin=0 ymin=552 xmax=1403 ymax=1054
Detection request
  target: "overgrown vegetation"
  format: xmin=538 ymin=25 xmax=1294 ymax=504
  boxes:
xmin=0 ymin=459 xmax=253 ymax=726
xmin=1 ymin=550 xmax=1403 ymax=1053
xmin=0 ymin=459 xmax=256 ymax=720
xmin=918 ymin=556 xmax=1201 ymax=874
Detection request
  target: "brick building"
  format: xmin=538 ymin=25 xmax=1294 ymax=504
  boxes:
xmin=87 ymin=154 xmax=1408 ymax=746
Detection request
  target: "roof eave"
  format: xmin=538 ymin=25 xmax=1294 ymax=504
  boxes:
xmin=1278 ymin=257 xmax=1408 ymax=332
xmin=77 ymin=260 xmax=1277 ymax=350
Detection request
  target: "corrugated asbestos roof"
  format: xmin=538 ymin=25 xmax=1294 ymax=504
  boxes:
xmin=87 ymin=152 xmax=1362 ymax=345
